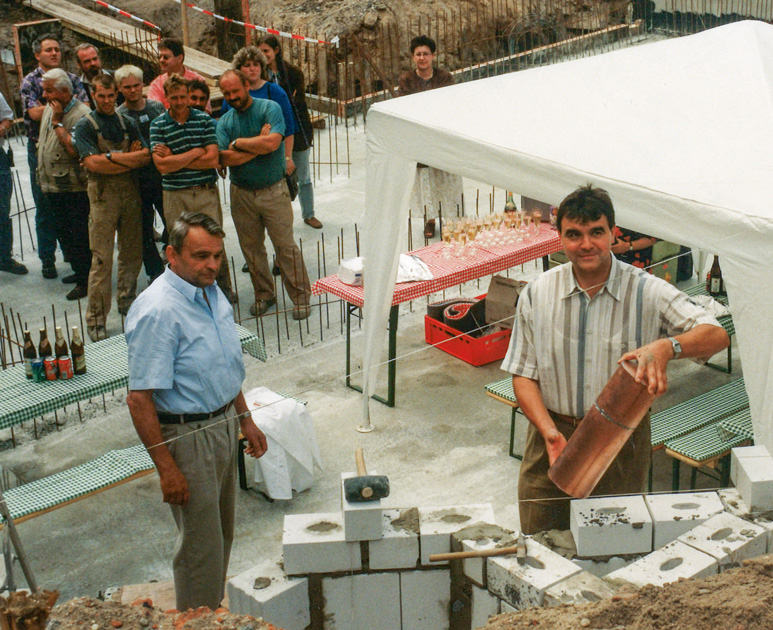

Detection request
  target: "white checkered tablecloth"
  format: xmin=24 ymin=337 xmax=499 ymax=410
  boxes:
xmin=312 ymin=224 xmax=562 ymax=307
xmin=0 ymin=325 xmax=265 ymax=430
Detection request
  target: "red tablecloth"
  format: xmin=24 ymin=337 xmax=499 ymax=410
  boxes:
xmin=312 ymin=224 xmax=562 ymax=308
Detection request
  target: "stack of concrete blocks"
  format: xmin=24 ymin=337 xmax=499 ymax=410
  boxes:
xmin=230 ymin=500 xmax=498 ymax=630
xmin=643 ymin=491 xmax=725 ymax=548
xmin=731 ymin=445 xmax=773 ymax=513
xmin=571 ymin=495 xmax=653 ymax=558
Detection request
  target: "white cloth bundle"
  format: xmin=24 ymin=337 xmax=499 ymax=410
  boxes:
xmin=244 ymin=386 xmax=323 ymax=500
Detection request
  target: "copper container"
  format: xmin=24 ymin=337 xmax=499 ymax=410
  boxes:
xmin=548 ymin=361 xmax=655 ymax=499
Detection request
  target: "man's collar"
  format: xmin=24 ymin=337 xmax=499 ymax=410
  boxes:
xmin=563 ymin=256 xmax=622 ymax=301
xmin=164 ymin=266 xmax=216 ymax=303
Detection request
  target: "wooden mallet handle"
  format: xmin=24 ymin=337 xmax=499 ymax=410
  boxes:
xmin=428 ymin=545 xmax=522 ymax=563
xmin=354 ymin=448 xmax=373 ymax=498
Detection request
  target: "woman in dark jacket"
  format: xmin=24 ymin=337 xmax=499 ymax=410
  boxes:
xmin=258 ymin=35 xmax=321 ymax=229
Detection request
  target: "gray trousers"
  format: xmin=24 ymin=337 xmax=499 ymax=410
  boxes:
xmin=161 ymin=412 xmax=239 ymax=611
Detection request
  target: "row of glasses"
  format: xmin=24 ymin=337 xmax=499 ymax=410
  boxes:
xmin=439 ymin=208 xmax=547 ymax=258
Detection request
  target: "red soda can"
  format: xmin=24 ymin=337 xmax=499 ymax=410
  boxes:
xmin=58 ymin=356 xmax=74 ymax=380
xmin=44 ymin=356 xmax=58 ymax=381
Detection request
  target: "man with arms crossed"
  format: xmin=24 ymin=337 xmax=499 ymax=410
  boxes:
xmin=126 ymin=212 xmax=267 ymax=611
xmin=150 ymin=74 xmax=234 ymax=300
xmin=72 ymin=73 xmax=149 ymax=341
xmin=216 ymin=70 xmax=311 ymax=319
xmin=502 ymin=185 xmax=729 ymax=534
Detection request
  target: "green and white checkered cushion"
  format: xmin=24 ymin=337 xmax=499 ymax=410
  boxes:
xmin=665 ymin=406 xmax=753 ymax=463
xmin=2 ymin=445 xmax=154 ymax=523
xmin=485 ymin=378 xmax=516 ymax=404
xmin=651 ymin=378 xmax=747 ymax=448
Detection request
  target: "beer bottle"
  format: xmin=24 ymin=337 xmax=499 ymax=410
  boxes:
xmin=23 ymin=330 xmax=36 ymax=379
xmin=39 ymin=328 xmax=52 ymax=358
xmin=54 ymin=326 xmax=69 ymax=358
xmin=504 ymin=191 xmax=517 ymax=213
xmin=71 ymin=326 xmax=86 ymax=375
xmin=707 ymin=255 xmax=724 ymax=297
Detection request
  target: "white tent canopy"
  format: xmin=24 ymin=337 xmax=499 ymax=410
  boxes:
xmin=362 ymin=20 xmax=773 ymax=450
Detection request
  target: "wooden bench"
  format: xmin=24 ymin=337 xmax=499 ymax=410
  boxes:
xmin=0 ymin=445 xmax=154 ymax=527
xmin=651 ymin=378 xmax=750 ymax=491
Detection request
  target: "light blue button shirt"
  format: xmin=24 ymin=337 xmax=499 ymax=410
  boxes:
xmin=125 ymin=266 xmax=245 ymax=414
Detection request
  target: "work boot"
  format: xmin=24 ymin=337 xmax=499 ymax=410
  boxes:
xmin=87 ymin=325 xmax=108 ymax=343
xmin=292 ymin=304 xmax=311 ymax=321
xmin=250 ymin=297 xmax=276 ymax=316
xmin=42 ymin=262 xmax=57 ymax=279
xmin=0 ymin=259 xmax=28 ymax=275
xmin=65 ymin=285 xmax=87 ymax=301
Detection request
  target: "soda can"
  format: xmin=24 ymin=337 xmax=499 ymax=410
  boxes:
xmin=58 ymin=356 xmax=74 ymax=380
xmin=31 ymin=358 xmax=46 ymax=383
xmin=44 ymin=356 xmax=58 ymax=381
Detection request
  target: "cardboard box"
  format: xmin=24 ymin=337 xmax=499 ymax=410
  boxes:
xmin=485 ymin=276 xmax=526 ymax=329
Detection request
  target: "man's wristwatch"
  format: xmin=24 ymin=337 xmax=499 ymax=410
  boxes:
xmin=667 ymin=336 xmax=682 ymax=359
xmin=105 ymin=151 xmax=113 ymax=162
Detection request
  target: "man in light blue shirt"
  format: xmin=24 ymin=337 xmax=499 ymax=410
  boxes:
xmin=125 ymin=211 xmax=267 ymax=611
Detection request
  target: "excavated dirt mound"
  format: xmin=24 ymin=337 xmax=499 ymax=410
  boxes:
xmin=483 ymin=554 xmax=773 ymax=630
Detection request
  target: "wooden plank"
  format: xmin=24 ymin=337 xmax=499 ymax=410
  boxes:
xmin=22 ymin=0 xmax=230 ymax=80
xmin=485 ymin=390 xmax=519 ymax=409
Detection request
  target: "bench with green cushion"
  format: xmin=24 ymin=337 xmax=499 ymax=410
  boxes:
xmin=1 ymin=445 xmax=154 ymax=525
xmin=484 ymin=377 xmax=524 ymax=459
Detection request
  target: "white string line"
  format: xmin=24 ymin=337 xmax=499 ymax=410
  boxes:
xmin=140 ymin=248 xmax=708 ymax=451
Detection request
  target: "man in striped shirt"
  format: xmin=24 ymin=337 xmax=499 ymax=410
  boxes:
xmin=502 ymin=185 xmax=729 ymax=534
xmin=150 ymin=74 xmax=233 ymax=299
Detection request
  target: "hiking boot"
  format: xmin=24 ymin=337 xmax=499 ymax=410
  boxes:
xmin=65 ymin=285 xmax=88 ymax=301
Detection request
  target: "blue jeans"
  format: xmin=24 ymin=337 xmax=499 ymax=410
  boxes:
xmin=0 ymin=148 xmax=12 ymax=262
xmin=293 ymin=148 xmax=315 ymax=220
xmin=27 ymin=142 xmax=57 ymax=264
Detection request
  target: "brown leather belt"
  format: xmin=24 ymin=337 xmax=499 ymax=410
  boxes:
xmin=548 ymin=410 xmax=584 ymax=427
xmin=157 ymin=401 xmax=233 ymax=425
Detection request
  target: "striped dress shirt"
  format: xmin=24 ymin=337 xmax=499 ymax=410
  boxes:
xmin=501 ymin=256 xmax=722 ymax=418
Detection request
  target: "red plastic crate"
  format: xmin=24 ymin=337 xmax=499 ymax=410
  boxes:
xmin=424 ymin=315 xmax=512 ymax=367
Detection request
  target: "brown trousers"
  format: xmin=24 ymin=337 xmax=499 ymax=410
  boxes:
xmin=518 ymin=411 xmax=651 ymax=535
xmin=160 ymin=412 xmax=239 ymax=611
xmin=86 ymin=175 xmax=142 ymax=327
xmin=163 ymin=186 xmax=232 ymax=292
xmin=230 ymin=180 xmax=311 ymax=306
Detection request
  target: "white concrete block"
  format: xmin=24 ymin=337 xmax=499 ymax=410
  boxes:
xmin=678 ymin=511 xmax=768 ymax=570
xmin=418 ymin=504 xmax=496 ymax=566
xmin=400 ymin=569 xmax=451 ymax=630
xmin=752 ymin=515 xmax=773 ymax=553
xmin=644 ymin=491 xmax=725 ymax=549
xmin=543 ymin=570 xmax=617 ymax=607
xmin=736 ymin=454 xmax=773 ymax=512
xmin=571 ymin=495 xmax=652 ymax=557
xmin=341 ymin=472 xmax=383 ymax=541
xmin=487 ymin=538 xmax=582 ymax=610
xmin=369 ymin=508 xmax=420 ymax=570
xmin=605 ymin=540 xmax=717 ymax=588
xmin=452 ymin=523 xmax=514 ymax=588
xmin=500 ymin=600 xmax=517 ymax=613
xmin=282 ymin=512 xmax=362 ymax=575
xmin=571 ymin=555 xmax=640 ymax=578
xmin=718 ymin=487 xmax=752 ymax=518
xmin=227 ymin=559 xmax=309 ymax=630
xmin=470 ymin=584 xmax=500 ymax=629
xmin=730 ymin=446 xmax=771 ymax=486
xmin=322 ymin=572 xmax=400 ymax=630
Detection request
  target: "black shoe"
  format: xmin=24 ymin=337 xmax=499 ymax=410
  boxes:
xmin=62 ymin=273 xmax=78 ymax=284
xmin=249 ymin=298 xmax=276 ymax=316
xmin=42 ymin=262 xmax=57 ymax=279
xmin=0 ymin=259 xmax=28 ymax=275
xmin=242 ymin=262 xmax=249 ymax=273
xmin=65 ymin=285 xmax=88 ymax=301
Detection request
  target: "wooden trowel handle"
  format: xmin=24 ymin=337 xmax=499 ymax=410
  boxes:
xmin=355 ymin=447 xmax=367 ymax=476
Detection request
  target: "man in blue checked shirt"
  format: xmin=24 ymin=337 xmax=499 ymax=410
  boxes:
xmin=126 ymin=211 xmax=267 ymax=611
